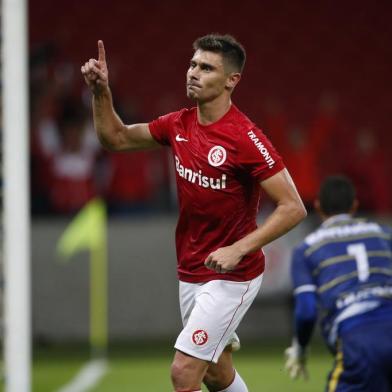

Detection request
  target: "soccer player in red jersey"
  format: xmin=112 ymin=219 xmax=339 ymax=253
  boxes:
xmin=82 ymin=34 xmax=306 ymax=392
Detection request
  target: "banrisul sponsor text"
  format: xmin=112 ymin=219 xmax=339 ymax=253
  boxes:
xmin=175 ymin=156 xmax=227 ymax=190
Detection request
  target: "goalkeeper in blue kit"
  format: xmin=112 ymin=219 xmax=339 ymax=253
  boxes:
xmin=285 ymin=176 xmax=392 ymax=391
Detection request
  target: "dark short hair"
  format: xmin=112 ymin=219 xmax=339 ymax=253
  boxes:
xmin=319 ymin=176 xmax=356 ymax=216
xmin=193 ymin=34 xmax=246 ymax=73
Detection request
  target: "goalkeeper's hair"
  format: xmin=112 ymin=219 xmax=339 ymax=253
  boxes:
xmin=193 ymin=33 xmax=246 ymax=73
xmin=319 ymin=175 xmax=356 ymax=216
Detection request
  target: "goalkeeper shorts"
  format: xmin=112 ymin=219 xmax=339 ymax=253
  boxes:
xmin=327 ymin=317 xmax=392 ymax=392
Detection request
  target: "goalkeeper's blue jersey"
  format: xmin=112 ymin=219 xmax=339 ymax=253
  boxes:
xmin=291 ymin=214 xmax=392 ymax=347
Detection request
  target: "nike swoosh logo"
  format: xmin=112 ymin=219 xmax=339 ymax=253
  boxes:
xmin=175 ymin=134 xmax=188 ymax=142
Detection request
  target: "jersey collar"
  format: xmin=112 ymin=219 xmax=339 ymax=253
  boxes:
xmin=322 ymin=214 xmax=353 ymax=228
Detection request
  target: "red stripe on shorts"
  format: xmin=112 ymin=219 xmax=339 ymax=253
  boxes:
xmin=210 ymin=280 xmax=252 ymax=362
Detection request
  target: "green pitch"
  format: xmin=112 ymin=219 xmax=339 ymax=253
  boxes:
xmin=2 ymin=342 xmax=332 ymax=391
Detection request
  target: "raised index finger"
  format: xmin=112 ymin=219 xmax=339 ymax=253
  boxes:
xmin=97 ymin=40 xmax=106 ymax=62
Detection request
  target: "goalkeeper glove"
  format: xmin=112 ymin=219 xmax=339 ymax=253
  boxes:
xmin=284 ymin=339 xmax=308 ymax=380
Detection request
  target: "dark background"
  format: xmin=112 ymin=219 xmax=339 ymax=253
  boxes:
xmin=29 ymin=0 xmax=392 ymax=216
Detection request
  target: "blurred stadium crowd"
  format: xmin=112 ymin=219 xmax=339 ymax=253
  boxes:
xmin=30 ymin=69 xmax=172 ymax=215
xmin=28 ymin=0 xmax=392 ymax=216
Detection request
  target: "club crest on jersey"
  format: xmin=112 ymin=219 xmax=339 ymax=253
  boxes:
xmin=192 ymin=329 xmax=208 ymax=345
xmin=208 ymin=146 xmax=226 ymax=167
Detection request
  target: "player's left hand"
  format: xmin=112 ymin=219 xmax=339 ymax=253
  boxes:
xmin=284 ymin=340 xmax=308 ymax=380
xmin=204 ymin=245 xmax=244 ymax=273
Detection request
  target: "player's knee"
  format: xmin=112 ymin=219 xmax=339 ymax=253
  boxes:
xmin=171 ymin=350 xmax=209 ymax=390
xmin=203 ymin=367 xmax=234 ymax=391
xmin=170 ymin=356 xmax=195 ymax=386
xmin=203 ymin=371 xmax=220 ymax=391
xmin=170 ymin=359 xmax=185 ymax=385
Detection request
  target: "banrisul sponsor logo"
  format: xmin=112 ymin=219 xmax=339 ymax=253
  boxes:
xmin=247 ymin=130 xmax=275 ymax=168
xmin=175 ymin=156 xmax=227 ymax=190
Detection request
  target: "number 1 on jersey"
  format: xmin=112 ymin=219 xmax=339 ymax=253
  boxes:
xmin=347 ymin=243 xmax=369 ymax=282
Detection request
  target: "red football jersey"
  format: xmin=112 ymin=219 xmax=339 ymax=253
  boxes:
xmin=149 ymin=105 xmax=285 ymax=283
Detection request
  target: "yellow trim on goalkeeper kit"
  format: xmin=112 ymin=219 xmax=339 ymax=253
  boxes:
xmin=328 ymin=341 xmax=344 ymax=392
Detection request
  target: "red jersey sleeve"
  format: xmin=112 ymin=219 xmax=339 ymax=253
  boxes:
xmin=238 ymin=127 xmax=285 ymax=181
xmin=148 ymin=111 xmax=180 ymax=146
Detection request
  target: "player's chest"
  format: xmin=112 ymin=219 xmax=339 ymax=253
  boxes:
xmin=171 ymin=123 xmax=237 ymax=177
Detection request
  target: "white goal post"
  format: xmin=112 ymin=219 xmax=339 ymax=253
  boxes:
xmin=2 ymin=0 xmax=31 ymax=391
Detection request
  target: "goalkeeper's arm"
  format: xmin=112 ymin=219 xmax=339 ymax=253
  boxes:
xmin=285 ymin=291 xmax=318 ymax=380
xmin=295 ymin=291 xmax=317 ymax=347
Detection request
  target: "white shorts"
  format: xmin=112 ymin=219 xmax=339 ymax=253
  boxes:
xmin=174 ymin=274 xmax=263 ymax=363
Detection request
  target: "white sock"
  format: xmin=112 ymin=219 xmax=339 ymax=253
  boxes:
xmin=219 ymin=370 xmax=248 ymax=392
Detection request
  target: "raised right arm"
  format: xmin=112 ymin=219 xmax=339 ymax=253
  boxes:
xmin=92 ymin=88 xmax=156 ymax=151
xmin=81 ymin=40 xmax=159 ymax=151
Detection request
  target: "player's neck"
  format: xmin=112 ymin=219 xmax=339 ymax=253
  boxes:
xmin=197 ymin=96 xmax=232 ymax=126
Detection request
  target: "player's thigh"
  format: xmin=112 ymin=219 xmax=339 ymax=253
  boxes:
xmin=175 ymin=275 xmax=262 ymax=364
